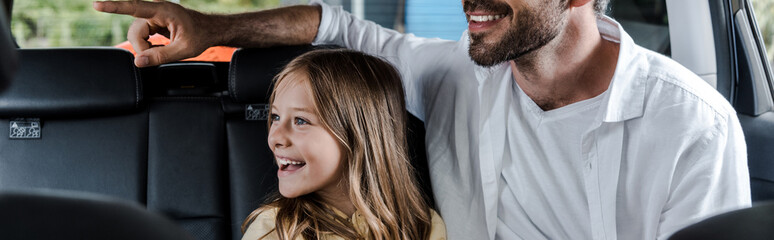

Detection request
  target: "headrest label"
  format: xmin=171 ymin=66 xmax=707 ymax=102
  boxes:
xmin=245 ymin=104 xmax=270 ymax=121
xmin=9 ymin=118 xmax=41 ymax=139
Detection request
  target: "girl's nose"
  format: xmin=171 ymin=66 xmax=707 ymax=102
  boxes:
xmin=268 ymin=122 xmax=291 ymax=149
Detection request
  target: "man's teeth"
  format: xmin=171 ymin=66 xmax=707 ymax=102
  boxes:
xmin=470 ymin=14 xmax=505 ymax=22
xmin=279 ymin=158 xmax=304 ymax=166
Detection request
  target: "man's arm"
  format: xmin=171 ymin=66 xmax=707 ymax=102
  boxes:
xmin=95 ymin=0 xmax=454 ymax=120
xmin=93 ymin=1 xmax=321 ymax=67
xmin=657 ymin=114 xmax=751 ymax=239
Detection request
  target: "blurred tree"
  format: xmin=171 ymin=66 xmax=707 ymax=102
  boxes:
xmin=751 ymin=0 xmax=773 ymax=65
xmin=11 ymin=0 xmax=280 ymax=48
xmin=9 ymin=0 xmax=774 ymax=66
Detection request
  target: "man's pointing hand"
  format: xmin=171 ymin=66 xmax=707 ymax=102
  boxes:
xmin=93 ymin=1 xmax=213 ymax=67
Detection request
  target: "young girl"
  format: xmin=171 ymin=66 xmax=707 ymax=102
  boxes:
xmin=241 ymin=49 xmax=446 ymax=240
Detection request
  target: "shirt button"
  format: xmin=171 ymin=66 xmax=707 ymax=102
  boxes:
xmin=586 ymin=162 xmax=592 ymax=170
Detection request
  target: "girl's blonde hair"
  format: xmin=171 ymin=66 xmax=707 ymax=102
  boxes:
xmin=242 ymin=49 xmax=432 ymax=239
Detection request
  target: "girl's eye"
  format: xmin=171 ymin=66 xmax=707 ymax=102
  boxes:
xmin=294 ymin=117 xmax=309 ymax=125
xmin=270 ymin=114 xmax=280 ymax=122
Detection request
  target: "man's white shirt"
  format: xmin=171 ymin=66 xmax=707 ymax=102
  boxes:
xmin=311 ymin=1 xmax=751 ymax=239
xmin=496 ymin=83 xmax=607 ymax=240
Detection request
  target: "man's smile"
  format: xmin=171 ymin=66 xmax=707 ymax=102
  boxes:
xmin=467 ymin=12 xmax=509 ymax=33
xmin=463 ymin=0 xmax=513 ymax=33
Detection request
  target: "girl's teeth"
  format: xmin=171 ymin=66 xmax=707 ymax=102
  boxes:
xmin=278 ymin=158 xmax=305 ymax=166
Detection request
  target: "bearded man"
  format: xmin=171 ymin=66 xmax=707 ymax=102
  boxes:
xmin=95 ymin=0 xmax=751 ymax=239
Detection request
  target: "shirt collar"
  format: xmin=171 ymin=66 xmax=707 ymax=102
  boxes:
xmin=596 ymin=15 xmax=647 ymax=123
xmin=467 ymin=15 xmax=647 ymax=123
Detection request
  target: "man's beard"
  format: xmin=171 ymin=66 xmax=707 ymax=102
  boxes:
xmin=467 ymin=1 xmax=567 ymax=67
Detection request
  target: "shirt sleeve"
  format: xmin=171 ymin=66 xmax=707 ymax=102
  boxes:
xmin=309 ymin=0 xmax=459 ymax=120
xmin=656 ymin=113 xmax=751 ymax=239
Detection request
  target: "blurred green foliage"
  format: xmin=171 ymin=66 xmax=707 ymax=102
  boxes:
xmin=11 ymin=0 xmax=280 ymax=48
xmin=9 ymin=0 xmax=774 ymax=66
xmin=751 ymin=0 xmax=773 ymax=65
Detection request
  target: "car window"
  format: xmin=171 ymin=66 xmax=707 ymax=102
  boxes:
xmin=323 ymin=0 xmax=466 ymax=40
xmin=10 ymin=0 xmax=281 ymax=48
xmin=751 ymin=0 xmax=773 ymax=67
xmin=404 ymin=0 xmax=466 ymax=40
xmin=608 ymin=0 xmax=670 ymax=56
xmin=16 ymin=0 xmax=760 ymax=64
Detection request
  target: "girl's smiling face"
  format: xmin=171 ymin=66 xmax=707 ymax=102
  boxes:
xmin=268 ymin=71 xmax=346 ymax=199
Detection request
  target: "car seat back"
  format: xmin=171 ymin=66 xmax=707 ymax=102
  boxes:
xmin=143 ymin=61 xmax=231 ymax=240
xmin=0 ymin=49 xmax=231 ymax=240
xmin=0 ymin=190 xmax=196 ymax=240
xmin=0 ymin=48 xmax=147 ymax=202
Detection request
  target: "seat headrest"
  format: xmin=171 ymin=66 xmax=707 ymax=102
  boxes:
xmin=228 ymin=45 xmax=338 ymax=103
xmin=0 ymin=3 xmax=17 ymax=91
xmin=0 ymin=190 xmax=195 ymax=240
xmin=669 ymin=201 xmax=774 ymax=239
xmin=0 ymin=48 xmax=142 ymax=118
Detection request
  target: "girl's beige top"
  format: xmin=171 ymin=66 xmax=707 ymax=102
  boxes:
xmin=242 ymin=207 xmax=447 ymax=240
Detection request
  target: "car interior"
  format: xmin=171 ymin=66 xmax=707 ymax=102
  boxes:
xmin=610 ymin=0 xmax=670 ymax=55
xmin=0 ymin=190 xmax=196 ymax=240
xmin=0 ymin=1 xmax=15 ymax=90
xmin=0 ymin=13 xmax=433 ymax=239
xmin=1 ymin=0 xmax=774 ymax=239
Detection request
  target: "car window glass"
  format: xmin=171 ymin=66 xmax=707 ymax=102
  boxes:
xmin=10 ymin=0 xmax=686 ymax=56
xmin=751 ymin=0 xmax=773 ymax=67
xmin=321 ymin=0 xmax=467 ymax=40
xmin=11 ymin=0 xmax=281 ymax=48
xmin=404 ymin=0 xmax=466 ymax=40
xmin=608 ymin=0 xmax=670 ymax=56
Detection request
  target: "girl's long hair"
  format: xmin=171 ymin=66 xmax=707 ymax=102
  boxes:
xmin=242 ymin=49 xmax=432 ymax=239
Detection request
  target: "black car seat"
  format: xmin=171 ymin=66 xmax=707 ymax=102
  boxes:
xmin=610 ymin=0 xmax=671 ymax=55
xmin=669 ymin=201 xmax=774 ymax=240
xmin=0 ymin=190 xmax=196 ymax=240
xmin=0 ymin=48 xmax=230 ymax=240
xmin=144 ymin=62 xmax=230 ymax=240
xmin=0 ymin=48 xmax=147 ymax=203
xmin=225 ymin=45 xmax=434 ymax=240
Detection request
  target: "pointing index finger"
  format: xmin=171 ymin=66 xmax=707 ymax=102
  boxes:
xmin=93 ymin=1 xmax=159 ymax=19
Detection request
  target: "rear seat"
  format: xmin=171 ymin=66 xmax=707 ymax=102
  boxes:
xmin=144 ymin=60 xmax=230 ymax=240
xmin=225 ymin=45 xmax=434 ymax=240
xmin=0 ymin=48 xmax=230 ymax=240
xmin=0 ymin=48 xmax=148 ymax=203
xmin=0 ymin=46 xmax=433 ymax=240
xmin=146 ymin=96 xmax=228 ymax=239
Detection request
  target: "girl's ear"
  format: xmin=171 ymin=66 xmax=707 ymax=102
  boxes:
xmin=569 ymin=0 xmax=594 ymax=8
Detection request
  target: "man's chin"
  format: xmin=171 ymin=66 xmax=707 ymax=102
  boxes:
xmin=468 ymin=33 xmax=516 ymax=67
xmin=468 ymin=47 xmax=509 ymax=67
